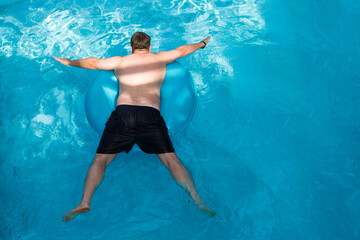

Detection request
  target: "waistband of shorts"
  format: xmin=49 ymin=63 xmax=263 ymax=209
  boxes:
xmin=115 ymin=104 xmax=160 ymax=112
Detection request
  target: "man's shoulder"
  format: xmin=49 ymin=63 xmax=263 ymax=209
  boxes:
xmin=154 ymin=50 xmax=181 ymax=64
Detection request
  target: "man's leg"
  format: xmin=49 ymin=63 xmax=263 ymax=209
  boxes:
xmin=63 ymin=153 xmax=117 ymax=221
xmin=157 ymin=152 xmax=216 ymax=217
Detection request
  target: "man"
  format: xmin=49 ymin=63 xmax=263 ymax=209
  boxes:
xmin=54 ymin=32 xmax=215 ymax=221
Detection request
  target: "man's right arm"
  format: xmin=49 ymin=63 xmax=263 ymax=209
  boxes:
xmin=156 ymin=37 xmax=211 ymax=64
xmin=53 ymin=56 xmax=122 ymax=70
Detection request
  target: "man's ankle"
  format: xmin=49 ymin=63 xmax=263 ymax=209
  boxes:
xmin=79 ymin=201 xmax=90 ymax=207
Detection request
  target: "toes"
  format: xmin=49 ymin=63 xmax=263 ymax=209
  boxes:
xmin=62 ymin=213 xmax=78 ymax=222
xmin=198 ymin=205 xmax=217 ymax=217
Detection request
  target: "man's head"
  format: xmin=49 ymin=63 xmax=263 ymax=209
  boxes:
xmin=131 ymin=32 xmax=151 ymax=53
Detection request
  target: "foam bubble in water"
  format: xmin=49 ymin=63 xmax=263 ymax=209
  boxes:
xmin=31 ymin=114 xmax=55 ymax=125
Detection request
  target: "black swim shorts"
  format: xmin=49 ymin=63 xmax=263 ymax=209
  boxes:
xmin=96 ymin=105 xmax=175 ymax=154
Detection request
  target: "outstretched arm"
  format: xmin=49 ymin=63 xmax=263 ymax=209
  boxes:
xmin=156 ymin=37 xmax=211 ymax=64
xmin=53 ymin=56 xmax=122 ymax=70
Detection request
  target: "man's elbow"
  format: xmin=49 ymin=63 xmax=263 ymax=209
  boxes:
xmin=92 ymin=58 xmax=101 ymax=69
xmin=176 ymin=46 xmax=186 ymax=58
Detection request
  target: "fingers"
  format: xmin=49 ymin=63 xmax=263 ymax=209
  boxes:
xmin=203 ymin=36 xmax=211 ymax=44
xmin=53 ymin=56 xmax=62 ymax=62
xmin=53 ymin=56 xmax=70 ymax=66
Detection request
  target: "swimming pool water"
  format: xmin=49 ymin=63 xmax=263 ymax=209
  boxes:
xmin=1 ymin=0 xmax=359 ymax=239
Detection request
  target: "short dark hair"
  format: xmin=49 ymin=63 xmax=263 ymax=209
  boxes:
xmin=131 ymin=32 xmax=151 ymax=51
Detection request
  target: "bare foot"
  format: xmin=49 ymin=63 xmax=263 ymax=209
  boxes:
xmin=62 ymin=202 xmax=90 ymax=222
xmin=197 ymin=201 xmax=216 ymax=217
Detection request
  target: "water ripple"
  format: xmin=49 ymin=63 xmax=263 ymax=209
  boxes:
xmin=0 ymin=0 xmax=268 ymax=61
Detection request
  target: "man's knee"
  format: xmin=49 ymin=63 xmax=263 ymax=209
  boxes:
xmin=93 ymin=153 xmax=116 ymax=166
xmin=157 ymin=152 xmax=181 ymax=169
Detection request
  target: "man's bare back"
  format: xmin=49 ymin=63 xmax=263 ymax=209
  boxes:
xmin=114 ymin=52 xmax=167 ymax=110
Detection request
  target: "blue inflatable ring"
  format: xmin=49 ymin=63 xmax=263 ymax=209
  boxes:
xmin=85 ymin=61 xmax=197 ymax=137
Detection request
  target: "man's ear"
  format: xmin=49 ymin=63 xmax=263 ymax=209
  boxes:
xmin=131 ymin=46 xmax=133 ymax=53
xmin=149 ymin=45 xmax=151 ymax=53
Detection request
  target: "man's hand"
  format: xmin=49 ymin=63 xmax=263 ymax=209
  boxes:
xmin=53 ymin=56 xmax=71 ymax=66
xmin=201 ymin=36 xmax=211 ymax=46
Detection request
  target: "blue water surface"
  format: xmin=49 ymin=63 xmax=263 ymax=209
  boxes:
xmin=1 ymin=0 xmax=359 ymax=239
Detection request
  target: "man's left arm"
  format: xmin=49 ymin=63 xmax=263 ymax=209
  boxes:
xmin=53 ymin=56 xmax=122 ymax=70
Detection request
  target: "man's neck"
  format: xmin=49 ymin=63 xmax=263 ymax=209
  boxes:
xmin=133 ymin=49 xmax=150 ymax=54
